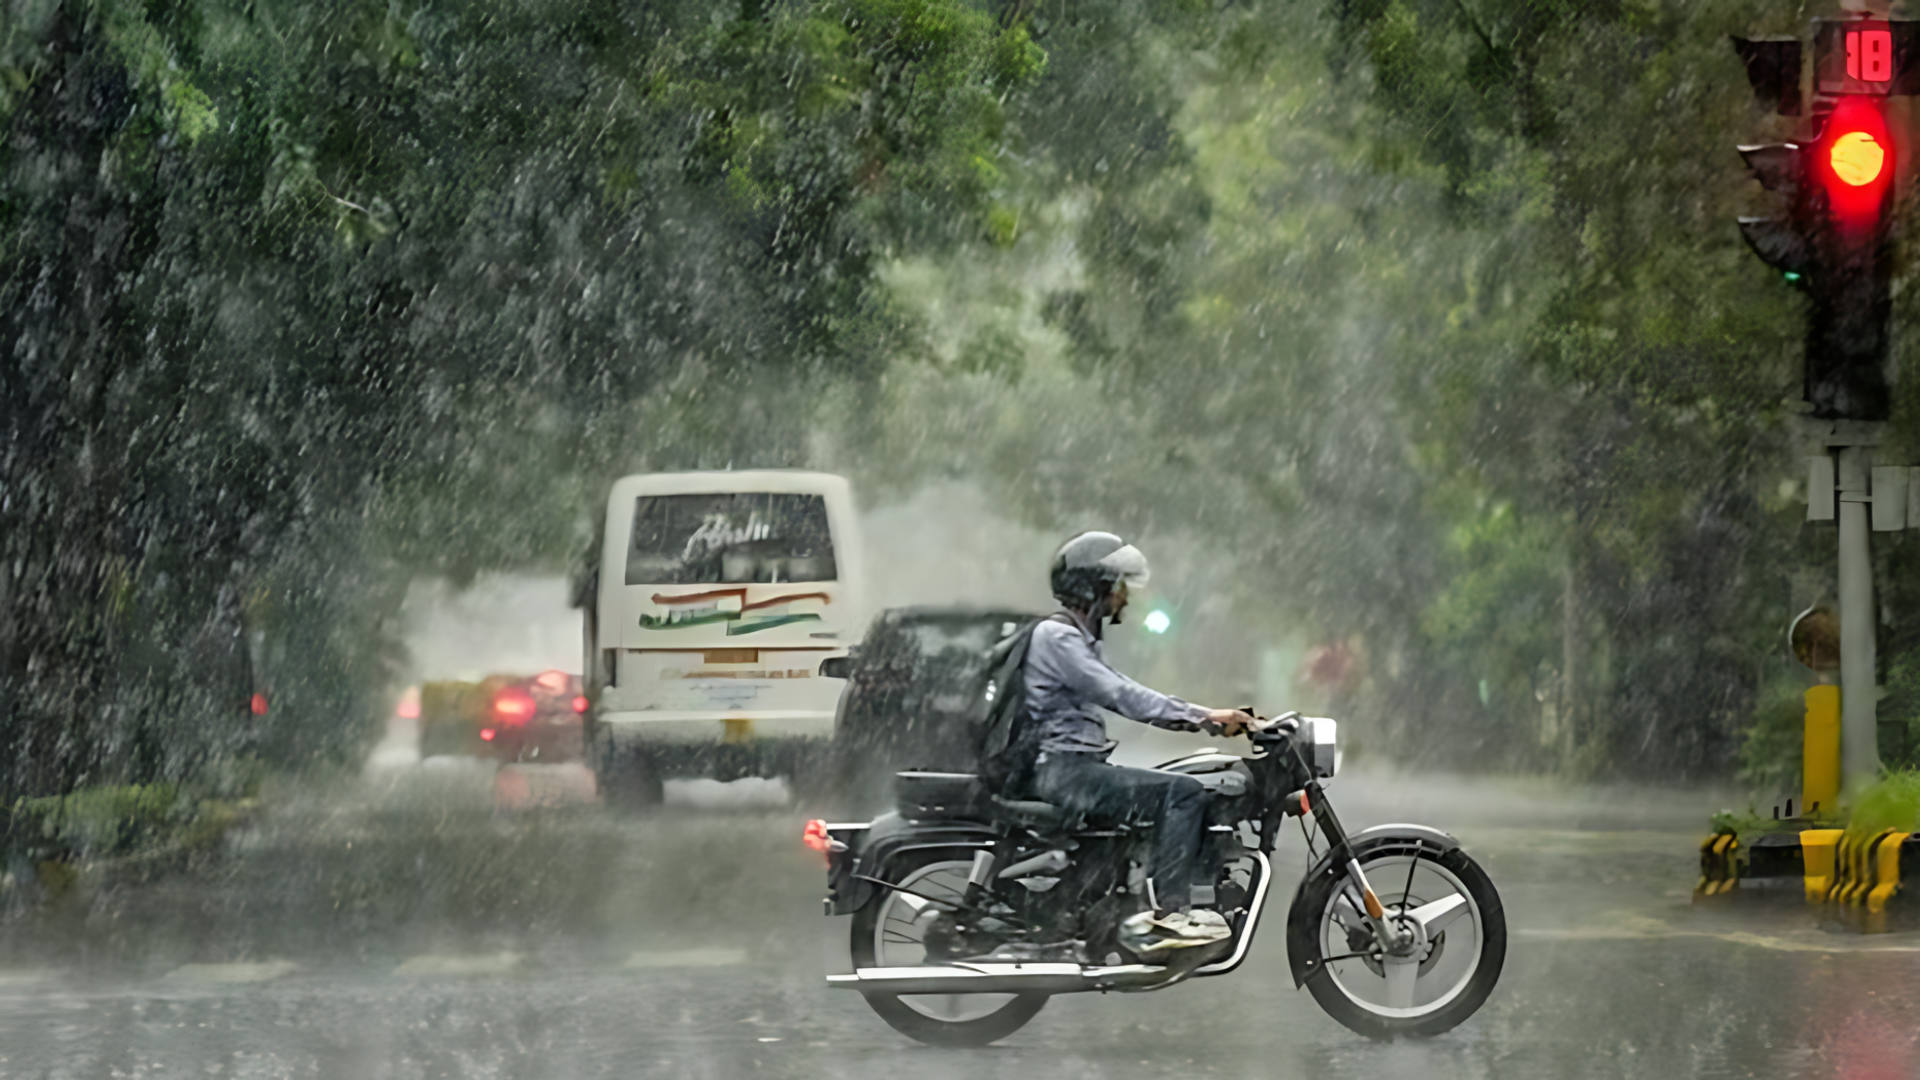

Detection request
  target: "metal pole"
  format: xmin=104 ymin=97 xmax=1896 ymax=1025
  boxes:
xmin=1836 ymin=444 xmax=1880 ymax=792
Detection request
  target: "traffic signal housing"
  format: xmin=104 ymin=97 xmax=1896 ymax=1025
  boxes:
xmin=1734 ymin=33 xmax=1897 ymax=421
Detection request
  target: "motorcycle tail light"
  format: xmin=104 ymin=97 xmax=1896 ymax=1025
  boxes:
xmin=803 ymin=819 xmax=832 ymax=859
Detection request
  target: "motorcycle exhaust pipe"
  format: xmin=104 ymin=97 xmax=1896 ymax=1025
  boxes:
xmin=828 ymin=962 xmax=1170 ymax=996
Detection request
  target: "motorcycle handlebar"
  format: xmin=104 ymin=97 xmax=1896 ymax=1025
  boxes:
xmin=1245 ymin=710 xmax=1303 ymax=745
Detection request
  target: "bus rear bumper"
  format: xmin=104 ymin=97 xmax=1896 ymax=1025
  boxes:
xmin=593 ymin=710 xmax=835 ymax=744
xmin=592 ymin=711 xmax=832 ymax=782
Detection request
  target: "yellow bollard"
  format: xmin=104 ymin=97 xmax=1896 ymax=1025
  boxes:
xmin=1803 ymin=685 xmax=1841 ymax=817
xmin=1803 ymin=828 xmax=1845 ymax=903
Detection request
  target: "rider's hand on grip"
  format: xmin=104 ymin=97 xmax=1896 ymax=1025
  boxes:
xmin=1198 ymin=707 xmax=1259 ymax=730
xmin=1202 ymin=708 xmax=1254 ymax=737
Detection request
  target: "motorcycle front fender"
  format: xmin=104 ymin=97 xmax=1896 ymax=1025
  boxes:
xmin=1284 ymin=824 xmax=1462 ymax=988
xmin=826 ymin=812 xmax=999 ymax=916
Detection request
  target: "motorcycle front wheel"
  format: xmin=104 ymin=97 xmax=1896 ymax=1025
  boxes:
xmin=850 ymin=850 xmax=1048 ymax=1047
xmin=1293 ymin=838 xmax=1506 ymax=1039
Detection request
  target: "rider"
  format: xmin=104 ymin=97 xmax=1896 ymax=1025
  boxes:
xmin=1024 ymin=531 xmax=1254 ymax=951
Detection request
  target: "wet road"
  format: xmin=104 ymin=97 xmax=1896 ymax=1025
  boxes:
xmin=3 ymin=765 xmax=1919 ymax=1080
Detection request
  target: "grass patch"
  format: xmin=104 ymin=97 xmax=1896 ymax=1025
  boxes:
xmin=6 ymin=769 xmax=263 ymax=863
xmin=1845 ymin=769 xmax=1920 ymax=843
xmin=10 ymin=784 xmax=185 ymax=858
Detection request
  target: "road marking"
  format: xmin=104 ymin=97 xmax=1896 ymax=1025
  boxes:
xmin=163 ymin=962 xmax=298 ymax=984
xmin=623 ymin=948 xmax=750 ymax=969
xmin=0 ymin=970 xmax=57 ymax=990
xmin=392 ymin=952 xmax=523 ymax=978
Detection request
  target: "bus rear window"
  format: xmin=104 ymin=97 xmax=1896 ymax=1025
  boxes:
xmin=625 ymin=493 xmax=839 ymax=585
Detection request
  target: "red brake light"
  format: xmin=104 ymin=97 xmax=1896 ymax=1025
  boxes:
xmin=493 ymin=686 xmax=537 ymax=725
xmin=572 ymin=695 xmax=589 ymax=714
xmin=249 ymin=693 xmax=268 ymax=716
xmin=480 ymin=727 xmax=496 ymax=741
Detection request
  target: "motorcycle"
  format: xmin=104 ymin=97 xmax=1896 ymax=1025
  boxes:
xmin=807 ymin=714 xmax=1505 ymax=1046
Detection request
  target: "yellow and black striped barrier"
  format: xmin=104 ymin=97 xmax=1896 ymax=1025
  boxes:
xmin=1696 ymin=833 xmax=1740 ymax=897
xmin=1695 ymin=825 xmax=1920 ymax=932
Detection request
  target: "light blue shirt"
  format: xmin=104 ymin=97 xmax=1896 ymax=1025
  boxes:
xmin=1025 ymin=611 xmax=1210 ymax=755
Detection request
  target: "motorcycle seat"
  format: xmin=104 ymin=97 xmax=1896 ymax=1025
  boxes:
xmin=990 ymin=795 xmax=1078 ymax=830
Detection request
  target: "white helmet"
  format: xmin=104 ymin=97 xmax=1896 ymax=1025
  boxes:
xmin=1051 ymin=531 xmax=1150 ymax=612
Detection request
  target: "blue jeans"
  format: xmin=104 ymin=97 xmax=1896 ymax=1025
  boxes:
xmin=1030 ymin=750 xmax=1209 ymax=912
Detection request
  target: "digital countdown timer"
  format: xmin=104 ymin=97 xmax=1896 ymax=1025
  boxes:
xmin=1815 ymin=20 xmax=1920 ymax=95
xmin=1847 ymin=28 xmax=1892 ymax=82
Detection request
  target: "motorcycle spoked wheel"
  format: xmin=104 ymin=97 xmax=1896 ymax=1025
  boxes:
xmin=850 ymin=850 xmax=1049 ymax=1047
xmin=1294 ymin=840 xmax=1505 ymax=1039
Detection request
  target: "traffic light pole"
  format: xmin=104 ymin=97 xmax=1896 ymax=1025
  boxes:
xmin=1834 ymin=440 xmax=1881 ymax=792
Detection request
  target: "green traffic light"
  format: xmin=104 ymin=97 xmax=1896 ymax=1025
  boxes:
xmin=1784 ymin=271 xmax=1803 ymax=283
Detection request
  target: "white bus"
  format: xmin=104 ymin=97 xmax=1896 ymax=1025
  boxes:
xmin=582 ymin=470 xmax=861 ymax=805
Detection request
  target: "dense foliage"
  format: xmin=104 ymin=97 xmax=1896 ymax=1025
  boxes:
xmin=3 ymin=0 xmax=1911 ymax=800
xmin=0 ymin=0 xmax=1041 ymax=800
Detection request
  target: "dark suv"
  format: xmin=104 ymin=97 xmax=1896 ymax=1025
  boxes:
xmin=825 ymin=607 xmax=1033 ymax=813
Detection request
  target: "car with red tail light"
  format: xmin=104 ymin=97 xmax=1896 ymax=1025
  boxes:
xmin=418 ymin=670 xmax=589 ymax=764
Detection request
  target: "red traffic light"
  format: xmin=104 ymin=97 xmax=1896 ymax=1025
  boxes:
xmin=1817 ymin=97 xmax=1894 ymax=231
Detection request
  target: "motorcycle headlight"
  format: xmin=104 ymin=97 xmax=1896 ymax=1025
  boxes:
xmin=1302 ymin=717 xmax=1339 ymax=778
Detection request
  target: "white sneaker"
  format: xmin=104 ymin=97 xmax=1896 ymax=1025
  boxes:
xmin=1119 ymin=909 xmax=1233 ymax=953
xmin=1184 ymin=909 xmax=1229 ymax=931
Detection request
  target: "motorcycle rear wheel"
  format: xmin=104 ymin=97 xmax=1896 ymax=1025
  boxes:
xmin=850 ymin=850 xmax=1048 ymax=1046
xmin=1294 ymin=839 xmax=1505 ymax=1039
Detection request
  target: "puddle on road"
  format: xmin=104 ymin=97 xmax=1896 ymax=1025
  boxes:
xmin=391 ymin=952 xmax=524 ymax=978
xmin=163 ymin=961 xmax=299 ymax=984
xmin=624 ymin=947 xmax=750 ymax=969
xmin=1515 ymin=907 xmax=1920 ymax=953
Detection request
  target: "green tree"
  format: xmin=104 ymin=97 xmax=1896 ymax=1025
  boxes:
xmin=0 ymin=0 xmax=1045 ymax=802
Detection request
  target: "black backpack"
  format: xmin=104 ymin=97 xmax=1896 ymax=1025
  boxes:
xmin=974 ymin=613 xmax=1072 ymax=794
